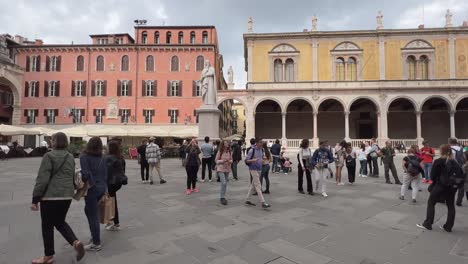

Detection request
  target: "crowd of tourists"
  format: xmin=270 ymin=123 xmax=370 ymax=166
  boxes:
xmin=29 ymin=133 xmax=467 ymax=262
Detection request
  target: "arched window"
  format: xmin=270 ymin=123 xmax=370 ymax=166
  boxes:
xmin=96 ymin=55 xmax=104 ymax=71
xmin=190 ymin=31 xmax=196 ymax=44
xmin=202 ymin=31 xmax=208 ymax=44
xmin=141 ymin=31 xmax=147 ymax=44
xmin=171 ymin=56 xmax=179 ymax=72
xmin=196 ymin=56 xmax=204 ymax=71
xmin=347 ymin=57 xmax=357 ymax=81
xmin=407 ymin=55 xmax=416 ymax=80
xmin=419 ymin=55 xmax=429 ymax=80
xmin=154 ymin=31 xmax=160 ymax=44
xmin=178 ymin=31 xmax=184 ymax=44
xmin=335 ymin=57 xmax=345 ymax=81
xmin=285 ymin=59 xmax=294 ymax=82
xmin=121 ymin=55 xmax=129 ymax=71
xmin=166 ymin=31 xmax=172 ymax=44
xmin=274 ymin=59 xmax=283 ymax=82
xmin=76 ymin=55 xmax=84 ymax=71
xmin=146 ymin=55 xmax=154 ymax=71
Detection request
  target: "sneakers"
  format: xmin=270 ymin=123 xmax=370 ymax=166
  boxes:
xmin=160 ymin=179 xmax=167 ymax=184
xmin=428 ymin=180 xmax=433 ymax=184
xmin=439 ymin=225 xmax=451 ymax=232
xmin=200 ymin=179 xmax=205 ymax=183
xmin=308 ymin=191 xmax=315 ymax=196
xmin=416 ymin=223 xmax=432 ymax=230
xmin=149 ymin=181 xmax=154 ymax=185
xmin=84 ymin=242 xmax=102 ymax=252
xmin=298 ymin=190 xmax=305 ymax=194
xmin=261 ymin=202 xmax=271 ymax=209
xmin=412 ymin=199 xmax=417 ymax=203
xmin=186 ymin=189 xmax=191 ymax=195
xmin=209 ymin=179 xmax=213 ymax=182
xmin=399 ymin=196 xmax=405 ymax=200
xmin=73 ymin=241 xmax=85 ymax=261
xmin=322 ymin=192 xmax=328 ymax=197
xmin=105 ymin=224 xmax=120 ymax=231
xmin=245 ymin=201 xmax=256 ymax=206
xmin=262 ymin=190 xmax=270 ymax=194
xmin=361 ymin=175 xmax=368 ymax=178
xmin=220 ymin=198 xmax=228 ymax=205
xmin=385 ymin=181 xmax=393 ymax=184
xmin=337 ymin=182 xmax=344 ymax=186
xmin=192 ymin=188 xmax=199 ymax=193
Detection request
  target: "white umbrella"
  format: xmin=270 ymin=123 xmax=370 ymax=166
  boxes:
xmin=32 ymin=127 xmax=57 ymax=136
xmin=55 ymin=126 xmax=89 ymax=137
xmin=127 ymin=126 xmax=170 ymax=137
xmin=168 ymin=126 xmax=198 ymax=138
xmin=87 ymin=125 xmax=128 ymax=137
xmin=0 ymin=124 xmax=40 ymax=136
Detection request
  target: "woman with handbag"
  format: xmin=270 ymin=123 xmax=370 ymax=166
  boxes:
xmin=80 ymin=137 xmax=107 ymax=251
xmin=185 ymin=138 xmax=201 ymax=195
xmin=215 ymin=140 xmax=232 ymax=205
xmin=105 ymin=140 xmax=128 ymax=231
xmin=31 ymin=132 xmax=85 ymax=264
xmin=334 ymin=141 xmax=347 ymax=185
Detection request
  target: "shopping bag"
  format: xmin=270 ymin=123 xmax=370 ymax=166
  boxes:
xmin=99 ymin=195 xmax=115 ymax=224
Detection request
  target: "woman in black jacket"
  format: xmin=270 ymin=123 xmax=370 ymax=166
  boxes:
xmin=417 ymin=144 xmax=459 ymax=232
xmin=105 ymin=140 xmax=127 ymax=231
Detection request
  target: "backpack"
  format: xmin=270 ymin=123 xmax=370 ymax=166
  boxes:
xmin=245 ymin=148 xmax=256 ymax=166
xmin=440 ymin=159 xmax=465 ymax=189
xmin=406 ymin=156 xmax=421 ymax=177
xmin=452 ymin=147 xmax=465 ymax=165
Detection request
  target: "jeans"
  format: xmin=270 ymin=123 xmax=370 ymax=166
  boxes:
xmin=456 ymin=185 xmax=467 ymax=205
xmin=85 ymin=187 xmax=105 ymax=245
xmin=346 ymin=165 xmax=356 ymax=183
xmin=260 ymin=164 xmax=271 ymax=192
xmin=201 ymin=158 xmax=212 ymax=180
xmin=424 ymin=162 xmax=432 ymax=181
xmin=231 ymin=160 xmax=239 ymax=179
xmin=423 ymin=185 xmax=456 ymax=231
xmin=149 ymin=162 xmax=163 ymax=182
xmin=186 ymin=166 xmax=198 ymax=189
xmin=383 ymin=161 xmax=400 ymax=183
xmin=272 ymin=156 xmax=279 ymax=172
xmin=359 ymin=160 xmax=368 ymax=176
xmin=246 ymin=170 xmax=265 ymax=203
xmin=400 ymin=173 xmax=421 ymax=199
xmin=367 ymin=156 xmax=373 ymax=175
xmin=371 ymin=157 xmax=379 ymax=176
xmin=314 ymin=168 xmax=328 ymax=193
xmin=140 ymin=159 xmax=149 ymax=181
xmin=218 ymin=172 xmax=229 ymax=199
xmin=40 ymin=200 xmax=78 ymax=256
xmin=298 ymin=161 xmax=313 ymax=193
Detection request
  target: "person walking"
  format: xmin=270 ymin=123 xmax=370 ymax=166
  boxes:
xmin=400 ymin=148 xmax=423 ymax=203
xmin=334 ymin=141 xmax=347 ymax=185
xmin=270 ymin=139 xmax=281 ymax=173
xmin=260 ymin=142 xmax=273 ymax=194
xmin=459 ymin=152 xmax=468 ymax=206
xmin=146 ymin=137 xmax=166 ymax=185
xmin=231 ymin=140 xmax=242 ymax=180
xmin=245 ymin=138 xmax=271 ymax=209
xmin=213 ymin=140 xmax=221 ymax=181
xmin=357 ymin=142 xmax=369 ymax=177
xmin=311 ymin=140 xmax=334 ymax=197
xmin=80 ymin=137 xmax=108 ymax=251
xmin=137 ymin=139 xmax=149 ymax=183
xmin=185 ymin=138 xmax=201 ymax=195
xmin=105 ymin=140 xmax=128 ymax=232
xmin=200 ymin=136 xmax=214 ymax=182
xmin=449 ymin=138 xmax=466 ymax=206
xmin=369 ymin=138 xmax=380 ymax=177
xmin=31 ymin=132 xmax=85 ymax=263
xmin=297 ymin=139 xmax=314 ymax=195
xmin=420 ymin=141 xmax=435 ymax=184
xmin=380 ymin=141 xmax=402 ymax=185
xmin=215 ymin=140 xmax=232 ymax=205
xmin=345 ymin=144 xmax=357 ymax=184
xmin=179 ymin=140 xmax=188 ymax=167
xmin=417 ymin=144 xmax=463 ymax=232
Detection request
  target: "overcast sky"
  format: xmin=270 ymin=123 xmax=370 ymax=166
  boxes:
xmin=1 ymin=0 xmax=468 ymax=87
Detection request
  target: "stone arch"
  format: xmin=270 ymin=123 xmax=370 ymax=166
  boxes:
xmin=455 ymin=96 xmax=468 ymax=139
xmin=332 ymin=41 xmax=361 ymax=51
xmin=0 ymin=67 xmax=23 ymax=125
xmin=317 ymin=96 xmax=346 ymax=112
xmin=286 ymin=99 xmax=314 ymax=139
xmin=421 ymin=96 xmax=451 ymax=145
xmin=270 ymin=43 xmax=298 ymax=53
xmin=285 ymin=97 xmax=315 ymax=113
xmin=347 ymin=96 xmax=380 ymax=113
xmin=255 ymin=99 xmax=283 ymax=140
xmin=254 ymin=97 xmax=284 ymax=114
xmin=404 ymin=39 xmax=434 ymax=49
xmin=420 ymin=95 xmax=453 ymax=112
xmin=317 ymin=98 xmax=345 ymax=144
xmin=386 ymin=96 xmax=419 ymax=113
xmin=387 ymin=97 xmax=417 ymax=139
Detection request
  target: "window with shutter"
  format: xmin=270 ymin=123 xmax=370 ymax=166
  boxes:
xmin=76 ymin=55 xmax=84 ymax=71
xmin=171 ymin=56 xmax=179 ymax=72
xmin=26 ymin=56 xmax=30 ymax=72
xmin=46 ymin=109 xmax=56 ymax=124
xmin=71 ymin=81 xmax=76 ymax=96
xmin=144 ymin=109 xmax=153 ymax=124
xmin=121 ymin=80 xmax=129 ymax=96
xmin=95 ymin=109 xmax=104 ymax=124
xmin=190 ymin=31 xmax=196 ymax=44
xmin=202 ymin=31 xmax=208 ymax=44
xmin=166 ymin=31 xmax=172 ymax=44
xmin=146 ymin=55 xmax=154 ymax=71
xmin=44 ymin=81 xmax=49 ymax=97
xmin=57 ymin=56 xmax=61 ymax=71
xmin=169 ymin=109 xmax=178 ymax=124
xmin=24 ymin=82 xmax=29 ymax=97
xmin=121 ymin=109 xmax=129 ymax=123
xmin=46 ymin=56 xmax=50 ymax=72
xmin=146 ymin=81 xmax=154 ymax=96
xmin=178 ymin=31 xmax=184 ymax=44
xmin=96 ymin=81 xmax=103 ymax=96
xmin=96 ymin=56 xmax=104 ymax=71
xmin=121 ymin=55 xmax=129 ymax=71
xmin=117 ymin=80 xmax=122 ymax=96
xmin=196 ymin=56 xmax=204 ymax=71
xmin=128 ymin=80 xmax=132 ymax=96
xmin=154 ymin=31 xmax=160 ymax=44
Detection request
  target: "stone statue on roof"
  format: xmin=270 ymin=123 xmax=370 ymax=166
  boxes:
xmin=445 ymin=9 xmax=453 ymax=27
xmin=376 ymin=10 xmax=383 ymax=30
xmin=248 ymin=17 xmax=253 ymax=33
xmin=312 ymin=16 xmax=318 ymax=31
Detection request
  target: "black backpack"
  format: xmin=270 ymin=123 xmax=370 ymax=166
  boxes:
xmin=440 ymin=159 xmax=465 ymax=189
xmin=452 ymin=147 xmax=465 ymax=165
xmin=245 ymin=148 xmax=255 ymax=166
xmin=406 ymin=156 xmax=421 ymax=177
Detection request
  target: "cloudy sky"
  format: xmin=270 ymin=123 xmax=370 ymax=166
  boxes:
xmin=1 ymin=0 xmax=468 ymax=87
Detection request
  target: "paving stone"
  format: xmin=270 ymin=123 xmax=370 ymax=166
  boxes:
xmin=260 ymin=239 xmax=331 ymax=264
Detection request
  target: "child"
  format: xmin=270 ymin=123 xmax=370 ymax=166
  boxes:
xmin=283 ymin=157 xmax=291 ymax=174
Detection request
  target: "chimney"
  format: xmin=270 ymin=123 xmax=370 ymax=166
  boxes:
xmin=34 ymin=39 xmax=43 ymax=45
xmin=14 ymin=35 xmax=24 ymax=44
xmin=462 ymin=21 xmax=468 ymax=27
xmin=418 ymin=24 xmax=425 ymax=29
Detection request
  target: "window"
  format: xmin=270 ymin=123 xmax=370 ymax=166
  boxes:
xmin=193 ymin=81 xmax=201 ymax=96
xmin=166 ymin=31 xmax=172 ymax=44
xmin=96 ymin=81 xmax=104 ymax=96
xmin=146 ymin=55 xmax=154 ymax=71
xmin=274 ymin=59 xmax=283 ymax=82
xmin=115 ymin=37 xmax=123 ymax=44
xmin=154 ymin=31 xmax=160 ymax=44
xmin=120 ymin=109 xmax=130 ymax=123
xmin=145 ymin=81 xmax=155 ymax=96
xmin=347 ymin=57 xmax=357 ymax=81
xmin=26 ymin=81 xmax=38 ymax=97
xmin=76 ymin=55 xmax=84 ymax=71
xmin=2 ymin=92 xmax=13 ymax=105
xmin=25 ymin=109 xmax=37 ymax=124
xmin=178 ymin=31 xmax=184 ymax=44
xmin=171 ymin=56 xmax=179 ymax=72
xmin=48 ymin=81 xmax=58 ymax=97
xmin=419 ymin=55 xmax=429 ymax=80
xmin=202 ymin=31 xmax=208 ymax=44
xmin=169 ymin=109 xmax=178 ymax=124
xmin=74 ymin=81 xmax=84 ymax=96
xmin=29 ymin=56 xmax=40 ymax=72
xmin=97 ymin=38 xmax=108 ymax=45
xmin=335 ymin=57 xmax=345 ymax=81
xmin=48 ymin=56 xmax=60 ymax=72
xmin=96 ymin=55 xmax=104 ymax=71
xmin=142 ymin=31 xmax=147 ymax=44
xmin=190 ymin=31 xmax=196 ymax=44
xmin=95 ymin=109 xmax=104 ymax=124
xmin=46 ymin=109 xmax=57 ymax=124
xmin=170 ymin=81 xmax=180 ymax=96
xmin=194 ymin=110 xmax=199 ymax=123
xmin=119 ymin=80 xmax=130 ymax=96
xmin=72 ymin=109 xmax=83 ymax=123
xmin=144 ymin=109 xmax=154 ymax=124
xmin=121 ymin=55 xmax=129 ymax=71
xmin=196 ymin=56 xmax=204 ymax=71
xmin=285 ymin=59 xmax=294 ymax=82
xmin=407 ymin=56 xmax=416 ymax=80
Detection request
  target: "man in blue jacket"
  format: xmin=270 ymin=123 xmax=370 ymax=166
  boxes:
xmin=311 ymin=140 xmax=334 ymax=197
xmin=245 ymin=138 xmax=271 ymax=209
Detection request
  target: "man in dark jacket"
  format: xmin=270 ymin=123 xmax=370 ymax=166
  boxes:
xmin=380 ymin=141 xmax=402 ymax=185
xmin=137 ymin=139 xmax=149 ymax=183
xmin=231 ymin=140 xmax=242 ymax=180
xmin=270 ymin=139 xmax=281 ymax=173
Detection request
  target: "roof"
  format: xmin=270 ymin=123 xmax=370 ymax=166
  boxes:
xmin=89 ymin=33 xmax=135 ymax=42
xmin=134 ymin=25 xmax=215 ymax=30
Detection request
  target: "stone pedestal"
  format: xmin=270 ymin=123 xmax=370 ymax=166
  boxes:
xmin=196 ymin=106 xmax=221 ymax=142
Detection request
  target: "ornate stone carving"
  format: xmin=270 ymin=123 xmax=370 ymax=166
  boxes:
xmin=449 ymin=88 xmax=459 ymax=100
xmin=200 ymin=60 xmax=217 ymax=106
xmin=247 ymin=17 xmax=253 ymax=33
xmin=312 ymin=90 xmax=320 ymax=101
xmin=379 ymin=92 xmax=387 ymax=102
xmin=311 ymin=16 xmax=318 ymax=31
xmin=185 ymin=62 xmax=190 ymax=72
xmin=109 ymin=63 xmax=115 ymax=71
xmin=445 ymin=9 xmax=453 ymax=27
xmin=376 ymin=10 xmax=384 ymax=30
xmin=333 ymin=41 xmax=360 ymax=51
xmin=271 ymin=44 xmax=297 ymax=53
xmin=106 ymin=98 xmax=119 ymax=119
xmin=404 ymin=40 xmax=433 ymax=49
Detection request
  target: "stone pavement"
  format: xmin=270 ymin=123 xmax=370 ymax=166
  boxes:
xmin=0 ymin=156 xmax=467 ymax=264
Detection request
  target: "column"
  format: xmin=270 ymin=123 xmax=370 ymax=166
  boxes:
xmin=450 ymin=110 xmax=456 ymax=138
xmin=344 ymin=111 xmax=350 ymax=141
xmin=312 ymin=111 xmax=319 ymax=148
xmin=377 ymin=111 xmax=383 ymax=145
xmin=281 ymin=112 xmax=287 ymax=146
xmin=245 ymin=109 xmax=255 ymax=142
xmin=380 ymin=108 xmax=388 ymax=140
xmin=449 ymin=34 xmax=456 ymax=79
xmin=415 ymin=111 xmax=423 ymax=146
xmin=282 ymin=62 xmax=286 ymax=82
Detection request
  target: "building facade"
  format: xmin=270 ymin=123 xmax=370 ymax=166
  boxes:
xmin=12 ymin=25 xmax=229 ymax=142
xmin=218 ymin=18 xmax=468 ymax=148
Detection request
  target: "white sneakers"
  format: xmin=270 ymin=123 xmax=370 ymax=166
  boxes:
xmin=105 ymin=224 xmax=120 ymax=231
xmin=322 ymin=192 xmax=328 ymax=197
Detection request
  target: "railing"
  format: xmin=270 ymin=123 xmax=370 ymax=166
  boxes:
xmin=389 ymin=139 xmax=418 ymax=148
xmin=458 ymin=139 xmax=468 ymax=146
xmin=349 ymin=139 xmax=371 ymax=148
xmin=263 ymin=139 xmax=276 ymax=145
xmin=287 ymin=139 xmax=306 ymax=149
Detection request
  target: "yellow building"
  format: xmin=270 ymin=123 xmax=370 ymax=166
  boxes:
xmin=218 ymin=14 xmax=468 ymax=148
xmin=232 ymin=102 xmax=246 ymax=136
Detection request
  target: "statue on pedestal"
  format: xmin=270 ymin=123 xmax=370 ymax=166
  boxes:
xmin=200 ymin=60 xmax=217 ymax=106
xmin=248 ymin=17 xmax=253 ymax=33
xmin=376 ymin=10 xmax=383 ymax=29
xmin=311 ymin=16 xmax=318 ymax=31
xmin=445 ymin=9 xmax=453 ymax=27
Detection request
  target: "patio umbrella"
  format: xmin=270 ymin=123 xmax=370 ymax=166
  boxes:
xmin=126 ymin=126 xmax=170 ymax=137
xmin=168 ymin=126 xmax=198 ymax=138
xmin=0 ymin=124 xmax=41 ymax=136
xmin=32 ymin=127 xmax=57 ymax=136
xmin=87 ymin=125 xmax=128 ymax=137
xmin=55 ymin=126 xmax=89 ymax=137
